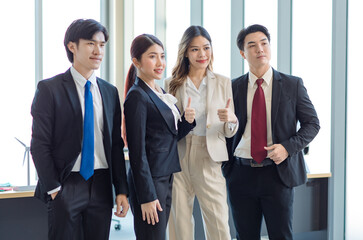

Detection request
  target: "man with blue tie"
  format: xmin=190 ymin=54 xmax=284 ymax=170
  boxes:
xmin=224 ymin=24 xmax=320 ymax=240
xmin=30 ymin=19 xmax=129 ymax=240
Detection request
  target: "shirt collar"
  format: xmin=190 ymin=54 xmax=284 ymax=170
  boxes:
xmin=140 ymin=79 xmax=164 ymax=96
xmin=248 ymin=66 xmax=272 ymax=86
xmin=141 ymin=79 xmax=179 ymax=107
xmin=186 ymin=75 xmax=207 ymax=90
xmin=70 ymin=66 xmax=97 ymax=87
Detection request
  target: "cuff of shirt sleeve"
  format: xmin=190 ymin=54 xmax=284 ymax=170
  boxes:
xmin=228 ymin=122 xmax=237 ymax=131
xmin=47 ymin=186 xmax=61 ymax=195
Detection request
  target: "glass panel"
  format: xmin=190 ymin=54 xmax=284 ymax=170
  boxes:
xmin=203 ymin=0 xmax=231 ymax=77
xmin=346 ymin=0 xmax=363 ymax=239
xmin=134 ymin=0 xmax=155 ymax=36
xmin=165 ymin=0 xmax=190 ymax=77
xmin=0 ymin=1 xmax=35 ymax=186
xmin=43 ymin=0 xmax=101 ymax=79
xmin=292 ymin=0 xmax=332 ymax=174
xmin=244 ymin=0 xmax=278 ymax=74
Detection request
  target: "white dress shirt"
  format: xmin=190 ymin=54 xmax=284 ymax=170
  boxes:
xmin=185 ymin=76 xmax=207 ymax=136
xmin=71 ymin=66 xmax=108 ymax=171
xmin=234 ymin=67 xmax=273 ymax=158
xmin=48 ymin=67 xmax=108 ymax=195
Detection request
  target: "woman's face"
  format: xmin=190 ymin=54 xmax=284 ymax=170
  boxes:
xmin=133 ymin=44 xmax=166 ymax=82
xmin=186 ymin=36 xmax=212 ymax=72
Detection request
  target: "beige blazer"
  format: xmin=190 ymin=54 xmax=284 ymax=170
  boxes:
xmin=164 ymin=70 xmax=238 ymax=162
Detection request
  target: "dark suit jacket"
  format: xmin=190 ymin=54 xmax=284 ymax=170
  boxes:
xmin=124 ymin=78 xmax=195 ymax=204
xmin=30 ymin=68 xmax=128 ymax=203
xmin=226 ymin=68 xmax=320 ymax=187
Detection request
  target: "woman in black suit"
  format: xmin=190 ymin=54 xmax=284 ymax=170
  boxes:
xmin=123 ymin=34 xmax=195 ymax=240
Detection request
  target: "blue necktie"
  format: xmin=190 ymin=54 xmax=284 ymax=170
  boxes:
xmin=80 ymin=81 xmax=94 ymax=180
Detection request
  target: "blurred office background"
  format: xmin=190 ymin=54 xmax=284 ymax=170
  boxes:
xmin=0 ymin=0 xmax=361 ymax=239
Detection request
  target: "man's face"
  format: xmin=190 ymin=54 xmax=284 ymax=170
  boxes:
xmin=240 ymin=31 xmax=271 ymax=73
xmin=67 ymin=31 xmax=106 ymax=78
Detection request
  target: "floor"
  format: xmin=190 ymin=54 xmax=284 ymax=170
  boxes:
xmin=108 ymin=208 xmax=269 ymax=240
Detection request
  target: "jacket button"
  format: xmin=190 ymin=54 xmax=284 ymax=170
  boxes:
xmin=206 ymin=124 xmax=211 ymax=129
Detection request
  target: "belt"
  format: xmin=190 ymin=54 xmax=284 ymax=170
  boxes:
xmin=234 ymin=157 xmax=274 ymax=167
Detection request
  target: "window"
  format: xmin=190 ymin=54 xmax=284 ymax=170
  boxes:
xmin=165 ymin=0 xmax=190 ymax=77
xmin=0 ymin=1 xmax=35 ymax=186
xmin=134 ymin=0 xmax=155 ymax=37
xmin=244 ymin=0 xmax=278 ymax=74
xmin=203 ymin=0 xmax=231 ymax=77
xmin=42 ymin=0 xmax=101 ymax=79
xmin=125 ymin=0 xmax=155 ymax=84
xmin=346 ymin=0 xmax=363 ymax=238
xmin=0 ymin=1 xmax=102 ymax=187
xmin=292 ymin=0 xmax=332 ymax=174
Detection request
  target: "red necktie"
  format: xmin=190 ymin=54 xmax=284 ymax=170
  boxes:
xmin=251 ymin=78 xmax=267 ymax=163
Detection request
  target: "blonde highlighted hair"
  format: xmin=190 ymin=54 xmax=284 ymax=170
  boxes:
xmin=169 ymin=26 xmax=213 ymax=96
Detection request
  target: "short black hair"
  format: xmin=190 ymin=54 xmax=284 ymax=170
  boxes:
xmin=236 ymin=24 xmax=270 ymax=51
xmin=64 ymin=19 xmax=109 ymax=63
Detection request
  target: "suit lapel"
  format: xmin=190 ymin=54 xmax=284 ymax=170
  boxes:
xmin=271 ymin=69 xmax=282 ymax=136
xmin=237 ymin=74 xmax=248 ymax=125
xmin=179 ymin=82 xmax=187 ymax=112
xmin=62 ymin=69 xmax=83 ymax=147
xmin=97 ymin=79 xmax=110 ymax=120
xmin=206 ymin=70 xmax=216 ymax=111
xmin=97 ymin=78 xmax=111 ymax=137
xmin=234 ymin=74 xmax=249 ymax=149
xmin=62 ymin=69 xmax=82 ymax=117
xmin=136 ymin=78 xmax=177 ymax=135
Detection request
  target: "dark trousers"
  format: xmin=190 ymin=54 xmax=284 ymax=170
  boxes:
xmin=128 ymin=173 xmax=173 ymax=240
xmin=225 ymin=160 xmax=294 ymax=240
xmin=47 ymin=170 xmax=113 ymax=240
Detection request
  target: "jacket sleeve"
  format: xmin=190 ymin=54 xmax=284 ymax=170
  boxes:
xmin=30 ymin=81 xmax=61 ymax=193
xmin=280 ymin=78 xmax=320 ymax=156
xmin=177 ymin=114 xmax=196 ymax=141
xmin=223 ymin=77 xmax=239 ymax=138
xmin=124 ymin=90 xmax=157 ymax=204
xmin=111 ymin=89 xmax=129 ymax=196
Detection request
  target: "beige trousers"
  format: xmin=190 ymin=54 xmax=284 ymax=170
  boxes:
xmin=169 ymin=135 xmax=231 ymax=240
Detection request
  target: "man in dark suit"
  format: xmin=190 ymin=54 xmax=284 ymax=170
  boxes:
xmin=224 ymin=24 xmax=320 ymax=240
xmin=30 ymin=19 xmax=129 ymax=240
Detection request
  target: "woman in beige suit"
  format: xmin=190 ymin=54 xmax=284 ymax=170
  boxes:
xmin=164 ymin=26 xmax=238 ymax=240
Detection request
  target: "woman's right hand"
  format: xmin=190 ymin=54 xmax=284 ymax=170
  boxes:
xmin=141 ymin=199 xmax=163 ymax=225
xmin=184 ymin=97 xmax=196 ymax=124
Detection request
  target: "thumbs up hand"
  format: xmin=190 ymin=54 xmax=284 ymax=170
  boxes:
xmin=184 ymin=97 xmax=195 ymax=124
xmin=217 ymin=98 xmax=237 ymax=123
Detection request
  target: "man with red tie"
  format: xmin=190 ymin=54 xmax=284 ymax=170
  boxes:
xmin=223 ymin=24 xmax=320 ymax=240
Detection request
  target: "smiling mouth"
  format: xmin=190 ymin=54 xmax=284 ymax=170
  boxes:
xmin=197 ymin=60 xmax=207 ymax=63
xmin=154 ymin=69 xmax=164 ymax=74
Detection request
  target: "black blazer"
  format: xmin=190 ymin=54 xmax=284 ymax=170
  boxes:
xmin=30 ymin=68 xmax=128 ymax=203
xmin=226 ymin=68 xmax=320 ymax=187
xmin=124 ymin=78 xmax=195 ymax=204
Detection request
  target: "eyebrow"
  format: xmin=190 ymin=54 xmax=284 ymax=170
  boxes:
xmin=147 ymin=52 xmax=164 ymax=55
xmin=247 ymin=38 xmax=268 ymax=45
xmin=190 ymin=43 xmax=210 ymax=48
xmin=89 ymin=39 xmax=106 ymax=44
